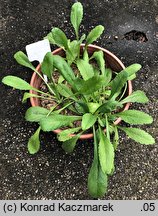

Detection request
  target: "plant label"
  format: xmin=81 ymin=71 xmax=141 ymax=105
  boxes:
xmin=26 ymin=39 xmax=51 ymax=82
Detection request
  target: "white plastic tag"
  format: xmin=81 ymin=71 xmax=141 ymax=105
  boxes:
xmin=26 ymin=39 xmax=51 ymax=82
xmin=26 ymin=39 xmax=51 ymax=63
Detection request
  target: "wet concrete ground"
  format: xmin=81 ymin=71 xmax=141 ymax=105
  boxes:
xmin=0 ymin=0 xmax=158 ymax=199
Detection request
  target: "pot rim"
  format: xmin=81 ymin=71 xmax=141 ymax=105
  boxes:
xmin=30 ymin=44 xmax=132 ymax=139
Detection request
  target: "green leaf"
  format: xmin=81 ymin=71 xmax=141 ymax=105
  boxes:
xmin=56 ymin=83 xmax=76 ymax=99
xmin=73 ymin=77 xmax=83 ymax=91
xmin=74 ymin=103 xmax=85 ymax=114
xmin=88 ymin=102 xmax=100 ymax=114
xmin=66 ymin=40 xmax=80 ymax=65
xmin=40 ymin=114 xmax=81 ymax=131
xmin=75 ymin=101 xmax=89 ymax=113
xmin=109 ymin=71 xmax=128 ymax=99
xmin=86 ymin=25 xmax=104 ymax=45
xmin=62 ymin=135 xmax=80 ymax=153
xmin=58 ymin=75 xmax=65 ymax=84
xmin=96 ymin=100 xmax=122 ymax=113
xmin=51 ymin=27 xmax=68 ymax=49
xmin=76 ymin=59 xmax=94 ymax=80
xmin=28 ymin=127 xmax=41 ymax=154
xmin=53 ymin=102 xmax=74 ymax=114
xmin=88 ymin=127 xmax=108 ymax=198
xmin=128 ymin=73 xmax=136 ymax=80
xmin=109 ymin=64 xmax=141 ymax=99
xmin=22 ymin=92 xmax=41 ymax=103
xmin=91 ymin=51 xmax=105 ymax=75
xmin=105 ymin=115 xmax=110 ymax=140
xmin=104 ymin=68 xmax=112 ymax=84
xmin=41 ymin=52 xmax=54 ymax=80
xmin=53 ymin=55 xmax=76 ymax=87
xmin=98 ymin=128 xmax=114 ymax=174
xmin=83 ymin=49 xmax=89 ymax=62
xmin=125 ymin=64 xmax=142 ymax=80
xmin=66 ymin=104 xmax=78 ymax=114
xmin=25 ymin=106 xmax=49 ymax=122
xmin=121 ymin=90 xmax=149 ymax=104
xmin=113 ymin=126 xmax=119 ymax=150
xmin=81 ymin=113 xmax=97 ymax=130
xmin=14 ymin=51 xmax=35 ymax=70
xmin=79 ymin=75 xmax=104 ymax=94
xmin=114 ymin=110 xmax=153 ymax=125
xmin=88 ymin=160 xmax=108 ymax=198
xmin=103 ymin=89 xmax=111 ymax=97
xmin=79 ymin=34 xmax=86 ymax=43
xmin=119 ymin=127 xmax=155 ymax=144
xmin=47 ymin=82 xmax=58 ymax=97
xmin=58 ymin=127 xmax=81 ymax=141
xmin=44 ymin=32 xmax=55 ymax=44
xmin=2 ymin=75 xmax=34 ymax=90
xmin=75 ymin=75 xmax=105 ymax=95
xmin=70 ymin=2 xmax=83 ymax=39
xmin=98 ymin=117 xmax=105 ymax=127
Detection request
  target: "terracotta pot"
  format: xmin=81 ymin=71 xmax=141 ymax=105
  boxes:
xmin=30 ymin=44 xmax=132 ymax=139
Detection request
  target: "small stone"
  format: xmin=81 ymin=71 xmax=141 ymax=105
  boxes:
xmin=114 ymin=35 xmax=118 ymax=40
xmin=155 ymin=15 xmax=158 ymax=24
xmin=35 ymin=189 xmax=38 ymax=193
xmin=46 ymin=161 xmax=49 ymax=166
xmin=46 ymin=104 xmax=53 ymax=109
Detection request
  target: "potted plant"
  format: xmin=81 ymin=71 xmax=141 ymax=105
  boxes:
xmin=2 ymin=2 xmax=155 ymax=198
